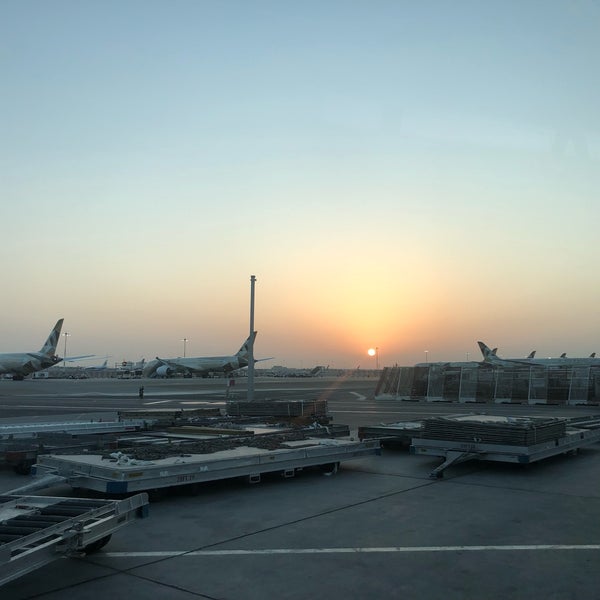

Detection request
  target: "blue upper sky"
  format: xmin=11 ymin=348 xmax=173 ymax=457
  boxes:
xmin=2 ymin=1 xmax=599 ymax=367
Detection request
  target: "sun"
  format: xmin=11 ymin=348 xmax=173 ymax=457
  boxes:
xmin=367 ymin=348 xmax=376 ymax=356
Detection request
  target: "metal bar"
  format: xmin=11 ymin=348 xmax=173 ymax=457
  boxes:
xmin=0 ymin=420 xmax=148 ymax=439
xmin=0 ymin=493 xmax=149 ymax=587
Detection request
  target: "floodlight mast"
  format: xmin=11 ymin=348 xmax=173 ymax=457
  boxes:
xmin=247 ymin=275 xmax=256 ymax=401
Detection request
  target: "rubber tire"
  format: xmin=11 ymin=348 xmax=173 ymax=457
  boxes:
xmin=84 ymin=535 xmax=112 ymax=554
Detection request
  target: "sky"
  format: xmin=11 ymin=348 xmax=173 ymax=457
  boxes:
xmin=2 ymin=1 xmax=599 ymax=368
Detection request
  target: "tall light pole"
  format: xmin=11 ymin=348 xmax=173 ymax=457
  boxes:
xmin=424 ymin=350 xmax=428 ymax=364
xmin=247 ymin=275 xmax=256 ymax=401
xmin=375 ymin=347 xmax=379 ymax=370
xmin=182 ymin=338 xmax=188 ymax=357
xmin=63 ymin=332 xmax=70 ymax=374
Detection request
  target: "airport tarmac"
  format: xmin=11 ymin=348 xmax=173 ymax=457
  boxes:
xmin=1 ymin=376 xmax=600 ymax=599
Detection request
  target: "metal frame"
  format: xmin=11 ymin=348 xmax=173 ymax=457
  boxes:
xmin=0 ymin=420 xmax=149 ymax=440
xmin=33 ymin=438 xmax=381 ymax=494
xmin=0 ymin=493 xmax=149 ymax=587
xmin=411 ymin=426 xmax=600 ymax=478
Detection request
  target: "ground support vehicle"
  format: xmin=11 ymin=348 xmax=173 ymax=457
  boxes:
xmin=410 ymin=415 xmax=600 ymax=478
xmin=32 ymin=436 xmax=380 ymax=494
xmin=0 ymin=493 xmax=148 ymax=587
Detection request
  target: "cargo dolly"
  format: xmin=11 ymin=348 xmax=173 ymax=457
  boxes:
xmin=32 ymin=436 xmax=381 ymax=495
xmin=409 ymin=414 xmax=600 ymax=478
xmin=0 ymin=493 xmax=148 ymax=587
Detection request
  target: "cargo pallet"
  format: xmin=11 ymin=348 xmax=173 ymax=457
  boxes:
xmin=32 ymin=437 xmax=381 ymax=494
xmin=357 ymin=421 xmax=425 ymax=445
xmin=225 ymin=399 xmax=328 ymax=418
xmin=0 ymin=493 xmax=148 ymax=587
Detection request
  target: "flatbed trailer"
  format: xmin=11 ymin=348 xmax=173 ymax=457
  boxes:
xmin=0 ymin=493 xmax=148 ymax=587
xmin=411 ymin=419 xmax=600 ymax=478
xmin=32 ymin=437 xmax=381 ymax=494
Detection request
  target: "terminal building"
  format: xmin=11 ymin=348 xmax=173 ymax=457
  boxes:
xmin=375 ymin=362 xmax=600 ymax=405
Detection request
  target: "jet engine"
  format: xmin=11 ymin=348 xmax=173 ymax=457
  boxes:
xmin=155 ymin=365 xmax=174 ymax=378
xmin=221 ymin=358 xmax=241 ymax=372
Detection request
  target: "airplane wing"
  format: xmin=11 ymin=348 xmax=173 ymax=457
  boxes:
xmin=63 ymin=354 xmax=96 ymax=362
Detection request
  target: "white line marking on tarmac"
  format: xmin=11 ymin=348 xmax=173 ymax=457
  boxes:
xmin=350 ymin=392 xmax=367 ymax=401
xmin=331 ymin=410 xmax=448 ymax=415
xmin=143 ymin=400 xmax=172 ymax=405
xmin=104 ymin=544 xmax=600 ymax=558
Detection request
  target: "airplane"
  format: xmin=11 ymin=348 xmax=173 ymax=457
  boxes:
xmin=84 ymin=358 xmax=109 ymax=372
xmin=489 ymin=347 xmax=535 ymax=360
xmin=266 ymin=365 xmax=326 ymax=378
xmin=143 ymin=332 xmax=269 ymax=378
xmin=478 ymin=341 xmax=600 ymax=368
xmin=0 ymin=319 xmax=64 ymax=380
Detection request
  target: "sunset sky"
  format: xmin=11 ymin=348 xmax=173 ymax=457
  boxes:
xmin=2 ymin=1 xmax=599 ymax=368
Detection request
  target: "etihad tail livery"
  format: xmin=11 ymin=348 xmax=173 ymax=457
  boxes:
xmin=0 ymin=319 xmax=64 ymax=380
xmin=143 ymin=332 xmax=270 ymax=378
xmin=478 ymin=341 xmax=599 ymax=368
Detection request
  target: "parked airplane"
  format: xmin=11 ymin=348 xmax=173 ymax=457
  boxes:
xmin=478 ymin=342 xmax=599 ymax=367
xmin=143 ymin=332 xmax=268 ymax=378
xmin=266 ymin=365 xmax=326 ymax=377
xmin=84 ymin=358 xmax=109 ymax=372
xmin=0 ymin=319 xmax=64 ymax=380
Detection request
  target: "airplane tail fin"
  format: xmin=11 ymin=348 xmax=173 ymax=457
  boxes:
xmin=236 ymin=331 xmax=257 ymax=357
xmin=40 ymin=319 xmax=64 ymax=357
xmin=527 ymin=350 xmax=536 ymax=359
xmin=477 ymin=341 xmax=498 ymax=362
xmin=590 ymin=352 xmax=596 ymax=358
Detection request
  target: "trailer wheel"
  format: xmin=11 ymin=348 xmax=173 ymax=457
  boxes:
xmin=84 ymin=535 xmax=112 ymax=554
xmin=188 ymin=483 xmax=201 ymax=496
xmin=320 ymin=462 xmax=339 ymax=476
xmin=148 ymin=488 xmax=169 ymax=502
xmin=13 ymin=460 xmax=34 ymax=475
